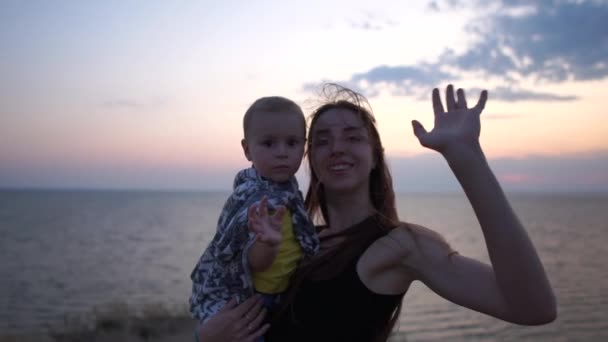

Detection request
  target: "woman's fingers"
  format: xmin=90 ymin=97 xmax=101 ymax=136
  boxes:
xmin=445 ymin=84 xmax=456 ymax=111
xmin=474 ymin=89 xmax=488 ymax=114
xmin=434 ymin=84 xmax=485 ymax=116
xmin=243 ymin=301 xmax=269 ymax=341
xmin=457 ymin=88 xmax=467 ymax=109
xmin=232 ymin=295 xmax=262 ymax=317
xmin=235 ymin=296 xmax=268 ymax=342
xmin=411 ymin=120 xmax=427 ymax=140
xmin=243 ymin=299 xmax=264 ymax=326
xmin=218 ymin=297 xmax=238 ymax=313
xmin=432 ymin=88 xmax=445 ymax=115
xmin=246 ymin=323 xmax=270 ymax=342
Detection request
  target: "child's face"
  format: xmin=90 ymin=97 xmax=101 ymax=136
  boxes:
xmin=242 ymin=112 xmax=306 ymax=183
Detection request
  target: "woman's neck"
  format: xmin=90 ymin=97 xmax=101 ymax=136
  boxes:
xmin=324 ymin=189 xmax=374 ymax=233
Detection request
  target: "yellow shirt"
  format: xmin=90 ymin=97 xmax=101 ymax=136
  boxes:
xmin=252 ymin=210 xmax=303 ymax=294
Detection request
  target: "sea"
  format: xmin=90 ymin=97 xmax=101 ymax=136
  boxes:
xmin=0 ymin=190 xmax=607 ymax=341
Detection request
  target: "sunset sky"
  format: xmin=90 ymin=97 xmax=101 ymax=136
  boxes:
xmin=1 ymin=0 xmax=607 ymax=192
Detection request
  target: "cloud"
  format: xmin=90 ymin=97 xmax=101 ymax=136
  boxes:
xmin=436 ymin=0 xmax=608 ymax=81
xmin=348 ymin=11 xmax=398 ymax=31
xmin=476 ymin=86 xmax=579 ymax=102
xmin=302 ymin=65 xmax=460 ymax=99
xmin=305 ymin=74 xmax=577 ymax=103
xmin=306 ymin=0 xmax=606 ymax=100
xmin=427 ymin=1 xmax=440 ymax=12
xmin=351 ymin=65 xmax=457 ymax=90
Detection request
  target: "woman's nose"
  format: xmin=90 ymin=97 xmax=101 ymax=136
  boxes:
xmin=330 ymin=137 xmax=346 ymax=154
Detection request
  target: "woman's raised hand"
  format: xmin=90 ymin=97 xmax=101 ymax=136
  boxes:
xmin=412 ymin=84 xmax=488 ymax=156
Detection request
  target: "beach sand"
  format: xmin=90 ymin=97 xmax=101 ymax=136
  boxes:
xmin=0 ymin=316 xmax=196 ymax=342
xmin=0 ymin=302 xmax=410 ymax=342
xmin=1 ymin=320 xmax=412 ymax=342
xmin=1 ymin=317 xmax=411 ymax=342
xmin=0 ymin=301 xmax=197 ymax=342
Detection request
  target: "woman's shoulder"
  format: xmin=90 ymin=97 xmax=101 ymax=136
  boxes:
xmin=381 ymin=222 xmax=453 ymax=255
xmin=382 ymin=222 xmax=456 ymax=266
xmin=392 ymin=221 xmax=447 ymax=241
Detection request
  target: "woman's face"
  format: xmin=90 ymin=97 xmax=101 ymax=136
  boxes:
xmin=309 ymin=108 xmax=375 ymax=195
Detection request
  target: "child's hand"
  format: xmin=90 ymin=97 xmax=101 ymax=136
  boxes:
xmin=248 ymin=196 xmax=286 ymax=247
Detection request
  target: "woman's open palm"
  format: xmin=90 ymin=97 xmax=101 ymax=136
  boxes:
xmin=412 ymin=84 xmax=488 ymax=154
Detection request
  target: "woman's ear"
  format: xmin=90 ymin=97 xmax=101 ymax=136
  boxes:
xmin=241 ymin=139 xmax=252 ymax=161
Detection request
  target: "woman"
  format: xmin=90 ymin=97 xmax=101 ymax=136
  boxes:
xmin=197 ymin=84 xmax=557 ymax=342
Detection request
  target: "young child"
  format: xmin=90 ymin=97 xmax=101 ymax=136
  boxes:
xmin=189 ymin=96 xmax=319 ymax=330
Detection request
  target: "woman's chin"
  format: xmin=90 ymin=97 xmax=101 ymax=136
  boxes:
xmin=323 ymin=180 xmax=367 ymax=195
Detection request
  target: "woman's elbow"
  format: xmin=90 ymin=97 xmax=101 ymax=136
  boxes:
xmin=527 ymin=308 xmax=557 ymax=326
xmin=536 ymin=302 xmax=558 ymax=325
xmin=515 ymin=300 xmax=557 ymax=326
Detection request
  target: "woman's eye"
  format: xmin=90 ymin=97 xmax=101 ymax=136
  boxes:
xmin=313 ymin=139 xmax=329 ymax=146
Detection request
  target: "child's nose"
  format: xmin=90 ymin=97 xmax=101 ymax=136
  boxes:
xmin=276 ymin=144 xmax=288 ymax=158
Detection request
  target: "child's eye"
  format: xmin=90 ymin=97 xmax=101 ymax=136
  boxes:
xmin=262 ymin=140 xmax=273 ymax=147
xmin=287 ymin=139 xmax=301 ymax=147
xmin=347 ymin=135 xmax=363 ymax=142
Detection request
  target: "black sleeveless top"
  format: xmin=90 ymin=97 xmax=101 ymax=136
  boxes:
xmin=266 ymin=216 xmax=404 ymax=342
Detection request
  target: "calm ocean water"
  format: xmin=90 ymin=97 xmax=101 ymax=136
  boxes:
xmin=0 ymin=190 xmax=607 ymax=340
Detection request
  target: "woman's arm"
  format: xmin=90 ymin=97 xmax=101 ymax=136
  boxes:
xmin=401 ymin=85 xmax=556 ymax=325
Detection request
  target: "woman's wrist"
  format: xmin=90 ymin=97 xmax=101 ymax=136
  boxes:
xmin=441 ymin=141 xmax=486 ymax=169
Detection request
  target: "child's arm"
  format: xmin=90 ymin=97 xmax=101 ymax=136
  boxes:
xmin=247 ymin=196 xmax=286 ymax=272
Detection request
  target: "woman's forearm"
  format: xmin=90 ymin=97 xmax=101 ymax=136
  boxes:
xmin=444 ymin=144 xmax=556 ymax=323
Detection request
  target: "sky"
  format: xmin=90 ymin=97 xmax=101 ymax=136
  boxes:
xmin=1 ymin=0 xmax=607 ymax=192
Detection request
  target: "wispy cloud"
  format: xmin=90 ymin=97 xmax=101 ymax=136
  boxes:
xmin=474 ymin=86 xmax=579 ymax=102
xmin=348 ymin=11 xmax=398 ymax=31
xmin=427 ymin=1 xmax=441 ymax=12
xmin=352 ymin=65 xmax=457 ymax=91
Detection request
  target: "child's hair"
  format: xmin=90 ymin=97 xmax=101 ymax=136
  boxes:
xmin=243 ymin=96 xmax=305 ymax=139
